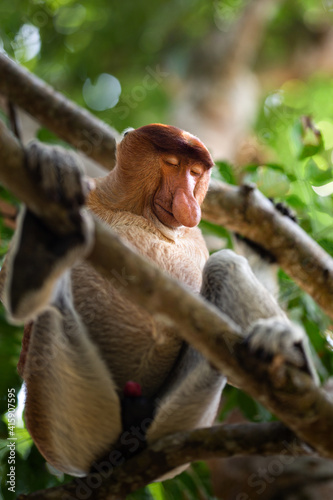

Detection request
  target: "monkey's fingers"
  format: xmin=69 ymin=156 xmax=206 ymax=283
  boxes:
xmin=245 ymin=318 xmax=319 ymax=384
xmin=25 ymin=141 xmax=93 ymax=209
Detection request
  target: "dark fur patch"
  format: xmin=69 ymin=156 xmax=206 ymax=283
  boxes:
xmin=135 ymin=124 xmax=214 ymax=169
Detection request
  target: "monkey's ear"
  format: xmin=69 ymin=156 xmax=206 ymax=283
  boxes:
xmin=122 ymin=127 xmax=135 ymax=137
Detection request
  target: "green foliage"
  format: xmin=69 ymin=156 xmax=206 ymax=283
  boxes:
xmin=291 ymin=118 xmax=323 ymax=160
xmin=134 ymin=462 xmax=215 ymax=500
xmin=0 ymin=189 xmax=17 ymax=261
xmin=1 ymin=1 xmax=333 ymax=498
xmin=256 ymin=77 xmax=333 ymax=242
xmin=0 ymin=0 xmax=215 ymax=132
xmin=243 ymin=165 xmax=291 ymax=198
xmin=1 ymin=441 xmax=70 ymax=497
xmin=0 ymin=306 xmax=22 ymax=415
xmin=214 ymin=161 xmax=237 ymax=185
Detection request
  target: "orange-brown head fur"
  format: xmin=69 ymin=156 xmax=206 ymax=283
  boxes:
xmin=90 ymin=124 xmax=214 ymax=229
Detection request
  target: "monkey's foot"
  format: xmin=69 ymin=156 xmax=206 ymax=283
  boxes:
xmin=245 ymin=318 xmax=319 ymax=384
xmin=6 ymin=206 xmax=93 ymax=321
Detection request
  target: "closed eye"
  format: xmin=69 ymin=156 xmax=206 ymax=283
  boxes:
xmin=191 ymin=168 xmax=203 ymax=177
xmin=163 ymin=156 xmax=179 ymax=167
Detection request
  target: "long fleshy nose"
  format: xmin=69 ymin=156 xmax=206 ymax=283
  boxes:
xmin=172 ymin=187 xmax=201 ymax=227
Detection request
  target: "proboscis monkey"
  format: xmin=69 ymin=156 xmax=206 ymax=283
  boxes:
xmin=2 ymin=124 xmax=316 ymax=479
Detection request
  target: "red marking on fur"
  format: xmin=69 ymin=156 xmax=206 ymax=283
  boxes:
xmin=124 ymin=381 xmax=142 ymax=397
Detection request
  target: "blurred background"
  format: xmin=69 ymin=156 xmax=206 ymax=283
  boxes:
xmin=1 ymin=0 xmax=333 ymax=498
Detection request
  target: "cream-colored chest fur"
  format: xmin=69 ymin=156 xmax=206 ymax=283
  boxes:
xmin=105 ymin=211 xmax=208 ymax=290
xmin=72 ymin=210 xmax=208 ymax=397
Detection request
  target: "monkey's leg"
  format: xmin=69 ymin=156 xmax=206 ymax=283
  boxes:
xmin=148 ymin=249 xmax=316 ymax=452
xmin=202 ymin=249 xmax=318 ymax=382
xmin=146 ymin=344 xmax=225 ymax=479
xmin=147 ymin=345 xmax=225 ymax=440
xmin=147 ymin=251 xmax=271 ymax=448
xmin=22 ymin=271 xmax=122 ymax=477
xmin=201 ymin=249 xmax=287 ymax=330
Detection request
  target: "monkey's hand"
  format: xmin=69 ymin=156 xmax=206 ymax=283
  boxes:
xmin=5 ymin=141 xmax=95 ymax=322
xmin=245 ymin=318 xmax=319 ymax=385
xmin=26 ymin=141 xmax=95 ymax=211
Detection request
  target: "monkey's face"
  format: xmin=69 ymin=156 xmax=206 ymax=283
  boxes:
xmin=117 ymin=124 xmax=214 ymax=229
xmin=153 ymin=154 xmax=211 ymax=228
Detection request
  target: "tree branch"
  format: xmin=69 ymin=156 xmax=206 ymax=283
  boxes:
xmin=1 ymin=123 xmax=333 ymax=467
xmin=20 ymin=423 xmax=309 ymax=500
xmin=1 ymin=54 xmax=332 ymax=318
xmin=202 ymin=181 xmax=333 ymax=319
xmin=0 ymin=54 xmax=118 ymax=170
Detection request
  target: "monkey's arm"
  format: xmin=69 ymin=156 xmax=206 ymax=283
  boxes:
xmin=231 ymin=202 xmax=318 ymax=383
xmin=203 ymin=249 xmax=318 ymax=385
xmin=4 ymin=142 xmax=94 ymax=322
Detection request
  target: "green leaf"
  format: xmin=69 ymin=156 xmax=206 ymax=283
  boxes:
xmin=199 ymin=220 xmax=232 ymax=241
xmin=284 ymin=194 xmax=306 ymax=210
xmin=318 ymin=238 xmax=333 ymax=254
xmin=291 ymin=117 xmax=324 ymax=160
xmin=237 ymin=391 xmax=273 ymax=422
xmin=147 ymin=483 xmax=166 ymax=500
xmin=176 ymin=472 xmax=199 ymax=500
xmin=214 ymin=161 xmax=237 ymax=185
xmin=127 ymin=487 xmax=155 ymax=500
xmin=243 ymin=166 xmax=290 ymax=197
xmin=305 ymin=158 xmax=332 ymax=186
xmin=191 ymin=462 xmax=214 ymax=498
